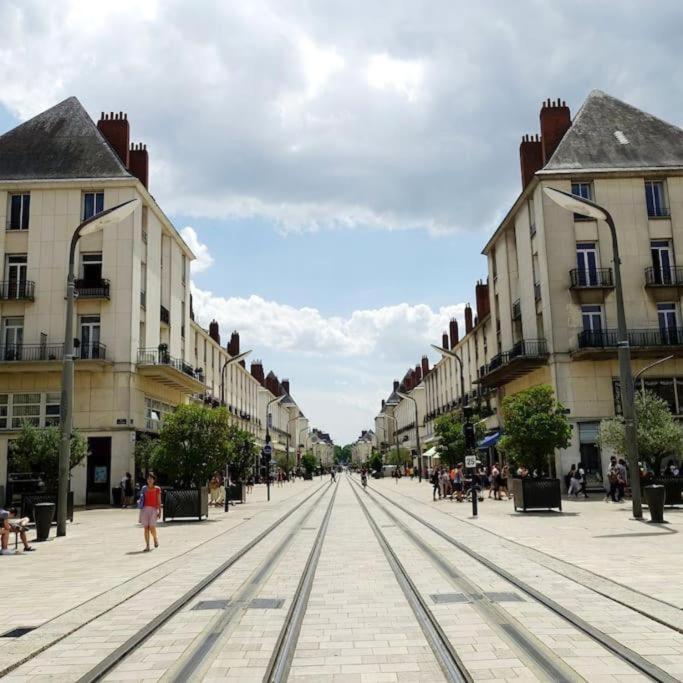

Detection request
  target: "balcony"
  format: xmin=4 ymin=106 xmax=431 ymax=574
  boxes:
xmin=160 ymin=305 xmax=170 ymax=325
xmin=137 ymin=347 xmax=204 ymax=392
xmin=0 ymin=280 xmax=35 ymax=301
xmin=75 ymin=278 xmax=110 ymax=299
xmin=570 ymin=268 xmax=614 ymax=289
xmin=512 ymin=299 xmax=521 ymax=321
xmin=479 ymin=339 xmax=549 ymax=388
xmin=0 ymin=342 xmax=108 ymax=371
xmin=575 ymin=328 xmax=683 ymax=360
xmin=645 ymin=266 xmax=683 ymax=289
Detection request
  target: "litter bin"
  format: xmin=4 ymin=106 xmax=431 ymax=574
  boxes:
xmin=644 ymin=484 xmax=666 ymax=524
xmin=34 ymin=502 xmax=55 ymax=541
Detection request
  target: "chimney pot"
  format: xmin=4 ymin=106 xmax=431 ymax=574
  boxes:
xmin=464 ymin=304 xmax=473 ymax=334
xmin=540 ymin=97 xmax=571 ymax=164
xmin=129 ymin=142 xmax=149 ymax=188
xmin=98 ymin=111 xmax=130 ymax=167
xmin=519 ymin=134 xmax=544 ymax=189
xmin=449 ymin=318 xmax=459 ymax=348
xmin=208 ymin=320 xmax=220 ymax=345
xmin=442 ymin=332 xmax=449 ymax=349
xmin=393 ymin=380 xmax=399 ymax=391
xmin=475 ymin=281 xmax=490 ymax=321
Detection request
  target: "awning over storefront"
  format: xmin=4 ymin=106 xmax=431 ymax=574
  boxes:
xmin=478 ymin=432 xmax=501 ymax=449
xmin=423 ymin=446 xmax=438 ymax=459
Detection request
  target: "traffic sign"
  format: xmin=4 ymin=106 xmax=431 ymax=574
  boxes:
xmin=465 ymin=455 xmax=477 ymax=469
xmin=262 ymin=444 xmax=272 ymax=457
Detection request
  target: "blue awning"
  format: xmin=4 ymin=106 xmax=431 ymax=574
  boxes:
xmin=478 ymin=432 xmax=501 ymax=449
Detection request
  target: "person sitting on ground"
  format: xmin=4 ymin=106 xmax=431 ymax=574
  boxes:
xmin=1 ymin=507 xmax=34 ymax=554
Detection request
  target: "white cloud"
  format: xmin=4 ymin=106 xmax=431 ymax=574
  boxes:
xmin=180 ymin=226 xmax=214 ymax=273
xmin=190 ymin=283 xmax=464 ymax=361
xmin=366 ymin=53 xmax=424 ymax=102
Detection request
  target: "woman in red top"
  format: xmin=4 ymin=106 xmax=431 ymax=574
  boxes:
xmin=139 ymin=472 xmax=161 ymax=552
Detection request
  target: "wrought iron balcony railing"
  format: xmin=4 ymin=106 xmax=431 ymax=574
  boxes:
xmin=578 ymin=328 xmax=683 ymax=349
xmin=75 ymin=278 xmax=110 ymax=298
xmin=644 ymin=266 xmax=683 ymax=287
xmin=0 ymin=342 xmax=106 ymax=361
xmin=481 ymin=339 xmax=548 ymax=377
xmin=570 ymin=268 xmax=614 ymax=288
xmin=138 ymin=348 xmax=199 ymax=379
xmin=0 ymin=280 xmax=35 ymax=300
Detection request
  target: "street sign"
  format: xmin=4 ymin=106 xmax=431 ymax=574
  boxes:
xmin=465 ymin=455 xmax=477 ymax=469
xmin=262 ymin=444 xmax=272 ymax=457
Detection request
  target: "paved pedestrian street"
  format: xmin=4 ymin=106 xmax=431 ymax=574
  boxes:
xmin=2 ymin=475 xmax=682 ymax=682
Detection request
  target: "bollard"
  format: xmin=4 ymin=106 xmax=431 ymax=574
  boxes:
xmin=471 ymin=485 xmax=479 ymax=517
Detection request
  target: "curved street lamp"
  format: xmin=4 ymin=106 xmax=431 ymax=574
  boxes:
xmin=544 ymin=186 xmax=642 ymax=518
xmin=397 ymin=391 xmax=422 ymax=483
xmin=58 ymin=199 xmax=140 ymax=536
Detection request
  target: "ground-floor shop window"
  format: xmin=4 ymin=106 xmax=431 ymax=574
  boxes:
xmin=145 ymin=396 xmax=174 ymax=431
xmin=613 ymin=377 xmax=682 ymax=415
xmin=0 ymin=392 xmax=59 ymax=429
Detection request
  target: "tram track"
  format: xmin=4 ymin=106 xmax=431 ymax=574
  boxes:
xmin=358 ymin=476 xmax=679 ymax=683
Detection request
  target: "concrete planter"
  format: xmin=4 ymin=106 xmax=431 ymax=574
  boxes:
xmin=512 ymin=478 xmax=562 ymax=512
xmin=163 ymin=487 xmax=209 ymax=521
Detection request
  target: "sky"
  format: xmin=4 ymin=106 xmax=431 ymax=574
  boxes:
xmin=2 ymin=1 xmax=683 ymax=444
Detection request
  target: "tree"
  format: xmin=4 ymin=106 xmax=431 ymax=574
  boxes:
xmin=301 ymin=450 xmax=317 ymax=476
xmin=387 ymin=446 xmax=411 ymax=468
xmin=497 ymin=385 xmax=571 ymax=475
xmin=334 ymin=444 xmax=352 ymax=464
xmin=226 ymin=425 xmax=257 ymax=483
xmin=369 ymin=452 xmax=383 ymax=472
xmin=150 ymin=403 xmax=231 ymax=486
xmin=434 ymin=412 xmax=483 ymax=467
xmin=598 ymin=390 xmax=683 ymax=474
xmin=10 ymin=422 xmax=88 ymax=489
xmin=134 ymin=433 xmax=159 ymax=476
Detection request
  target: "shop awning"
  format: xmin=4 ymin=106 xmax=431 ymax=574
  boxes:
xmin=478 ymin=432 xmax=501 ymax=449
xmin=423 ymin=446 xmax=438 ymax=458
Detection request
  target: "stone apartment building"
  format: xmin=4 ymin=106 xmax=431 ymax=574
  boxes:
xmin=380 ymin=90 xmax=683 ymax=486
xmin=0 ymin=97 xmax=313 ymax=504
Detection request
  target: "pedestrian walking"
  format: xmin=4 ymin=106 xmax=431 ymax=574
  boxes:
xmin=568 ymin=464 xmax=581 ymax=497
xmin=431 ymin=467 xmax=440 ymax=501
xmin=500 ymin=465 xmax=511 ymax=500
xmin=577 ymin=463 xmax=588 ymax=498
xmin=565 ymin=464 xmax=576 ymax=494
xmin=453 ymin=463 xmax=465 ymax=502
xmin=440 ymin=468 xmax=451 ymax=500
xmin=138 ymin=472 xmax=161 ymax=552
xmin=490 ymin=463 xmax=501 ymax=500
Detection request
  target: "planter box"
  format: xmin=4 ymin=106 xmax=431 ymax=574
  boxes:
xmin=512 ymin=478 xmax=562 ymax=512
xmin=21 ymin=491 xmax=74 ymax=523
xmin=228 ymin=482 xmax=246 ymax=504
xmin=641 ymin=478 xmax=683 ymax=507
xmin=163 ymin=487 xmax=209 ymax=521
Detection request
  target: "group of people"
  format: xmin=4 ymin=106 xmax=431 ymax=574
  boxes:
xmin=429 ymin=462 xmax=511 ymax=502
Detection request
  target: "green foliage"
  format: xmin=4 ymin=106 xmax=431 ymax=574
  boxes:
xmin=434 ymin=411 xmax=482 ymax=467
xmin=134 ymin=434 xmax=159 ymax=475
xmin=386 ymin=446 xmax=411 ymax=467
xmin=334 ymin=444 xmax=353 ymax=464
xmin=497 ymin=385 xmax=571 ymax=474
xmin=301 ymin=450 xmax=317 ymax=475
xmin=10 ymin=422 xmax=88 ymax=488
xmin=598 ymin=390 xmax=683 ymax=473
xmin=226 ymin=425 xmax=257 ymax=482
xmin=369 ymin=452 xmax=383 ymax=472
xmin=150 ymin=403 xmax=231 ymax=486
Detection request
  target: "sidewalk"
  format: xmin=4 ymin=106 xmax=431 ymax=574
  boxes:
xmin=373 ymin=478 xmax=683 ymax=611
xmin=0 ymin=480 xmax=318 ymax=647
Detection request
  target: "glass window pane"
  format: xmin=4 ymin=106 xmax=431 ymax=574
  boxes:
xmin=10 ymin=195 xmax=21 ymax=229
xmin=643 ymin=378 xmax=676 ymax=413
xmin=21 ymin=195 xmax=30 ymax=230
xmin=84 ymin=193 xmax=94 ymax=219
xmin=95 ymin=192 xmax=104 ymax=214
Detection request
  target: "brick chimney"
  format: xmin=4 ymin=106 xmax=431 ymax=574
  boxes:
xmin=464 ymin=304 xmax=473 ymax=333
xmin=414 ymin=364 xmax=422 ymax=383
xmin=442 ymin=332 xmax=449 ymax=349
xmin=250 ymin=360 xmax=264 ymax=385
xmin=449 ymin=318 xmax=459 ymax=349
xmin=282 ymin=379 xmax=290 ymax=395
xmin=129 ymin=143 xmax=149 ymax=189
xmin=475 ymin=280 xmax=490 ymax=320
xmin=393 ymin=380 xmax=399 ymax=392
xmin=227 ymin=331 xmax=240 ymax=357
xmin=208 ymin=320 xmax=220 ymax=345
xmin=97 ymin=112 xmax=129 ymax=167
xmin=381 ymin=399 xmax=386 ymax=410
xmin=421 ymin=355 xmax=429 ymax=377
xmin=540 ymin=98 xmax=571 ymax=164
xmin=519 ymin=134 xmax=543 ymax=188
xmin=265 ymin=372 xmax=280 ymax=396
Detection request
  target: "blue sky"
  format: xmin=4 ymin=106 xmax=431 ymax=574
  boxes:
xmin=2 ymin=1 xmax=683 ymax=443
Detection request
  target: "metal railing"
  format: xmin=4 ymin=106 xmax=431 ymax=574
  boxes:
xmin=512 ymin=299 xmax=521 ymax=320
xmin=0 ymin=342 xmax=106 ymax=361
xmin=481 ymin=339 xmax=548 ymax=376
xmin=75 ymin=278 xmax=110 ymax=298
xmin=0 ymin=280 xmax=35 ymax=300
xmin=570 ymin=268 xmax=613 ymax=288
xmin=137 ymin=348 xmax=199 ymax=379
xmin=644 ymin=266 xmax=683 ymax=287
xmin=160 ymin=305 xmax=170 ymax=325
xmin=648 ymin=205 xmax=670 ymax=218
xmin=578 ymin=328 xmax=683 ymax=349
xmin=78 ymin=342 xmax=107 ymax=359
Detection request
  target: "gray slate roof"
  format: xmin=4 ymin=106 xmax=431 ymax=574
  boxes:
xmin=0 ymin=96 xmax=131 ymax=180
xmin=541 ymin=90 xmax=683 ymax=172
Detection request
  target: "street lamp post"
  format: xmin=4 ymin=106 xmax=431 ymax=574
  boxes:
xmin=218 ymin=349 xmax=252 ymax=512
xmin=58 ymin=199 xmax=139 ymax=537
xmin=285 ymin=414 xmax=299 ymax=479
xmin=264 ymin=393 xmax=285 ymax=502
xmin=397 ymin=391 xmax=422 ymax=483
xmin=544 ymin=187 xmax=642 ymax=519
xmin=298 ymin=426 xmax=308 ymax=472
xmin=431 ymin=345 xmax=466 ymax=407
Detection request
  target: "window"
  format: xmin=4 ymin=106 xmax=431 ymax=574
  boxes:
xmin=80 ymin=315 xmax=101 ymax=358
xmin=8 ymin=193 xmax=30 ymax=230
xmin=651 ymin=240 xmax=673 ymax=285
xmin=0 ymin=393 xmax=60 ymax=430
xmin=645 ymin=181 xmax=669 ymax=218
xmin=140 ymin=262 xmax=147 ymax=307
xmin=45 ymin=392 xmax=60 ymax=427
xmin=0 ymin=395 xmax=7 ymax=429
xmin=80 ymin=253 xmax=103 ymax=281
xmin=3 ymin=317 xmax=23 ymax=359
xmin=571 ymin=182 xmax=593 ymax=220
xmin=657 ymin=303 xmax=679 ymax=344
xmin=581 ymin=305 xmax=603 ymax=344
xmin=82 ymin=192 xmax=104 ymax=220
xmin=145 ymin=397 xmax=174 ymax=431
xmin=5 ymin=255 xmax=28 ymax=298
xmin=528 ymin=199 xmax=536 ymax=236
xmin=11 ymin=393 xmax=40 ymax=429
xmin=614 ymin=377 xmax=681 ymax=415
xmin=576 ymin=243 xmax=599 ymax=286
